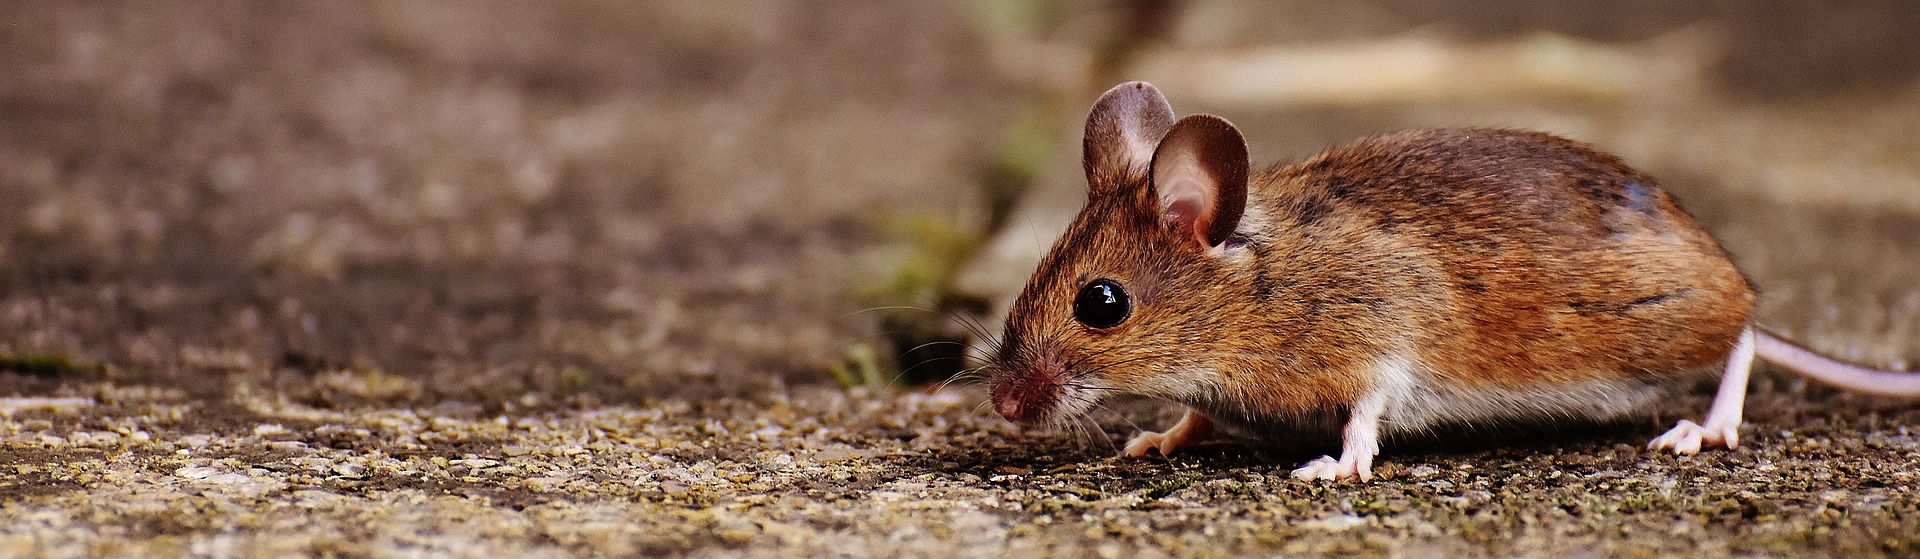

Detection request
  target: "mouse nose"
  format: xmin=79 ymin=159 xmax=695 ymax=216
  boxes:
xmin=998 ymin=395 xmax=1029 ymax=422
xmin=993 ymin=394 xmax=1028 ymax=423
xmin=990 ymin=368 xmax=1058 ymax=424
xmin=989 ymin=378 xmax=1026 ymax=423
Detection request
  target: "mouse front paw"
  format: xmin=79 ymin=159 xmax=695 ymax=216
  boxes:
xmin=1122 ymin=431 xmax=1172 ymax=457
xmin=1119 ymin=409 xmax=1214 ymax=457
xmin=1648 ymin=419 xmax=1739 ymax=455
xmin=1291 ymin=454 xmax=1373 ymax=482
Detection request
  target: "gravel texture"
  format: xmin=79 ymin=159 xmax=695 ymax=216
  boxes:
xmin=2 ymin=384 xmax=1917 ymax=557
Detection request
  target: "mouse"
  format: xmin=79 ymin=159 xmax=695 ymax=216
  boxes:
xmin=986 ymin=81 xmax=1920 ymax=482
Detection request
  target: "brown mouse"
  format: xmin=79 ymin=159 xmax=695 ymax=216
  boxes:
xmin=987 ymin=81 xmax=1920 ymax=481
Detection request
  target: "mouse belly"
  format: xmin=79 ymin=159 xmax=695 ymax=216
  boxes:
xmin=1188 ymin=355 xmax=1683 ymax=440
xmin=1381 ymin=371 xmax=1671 ymax=433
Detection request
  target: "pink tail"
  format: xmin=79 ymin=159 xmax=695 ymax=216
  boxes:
xmin=1756 ymin=331 xmax=1920 ymax=398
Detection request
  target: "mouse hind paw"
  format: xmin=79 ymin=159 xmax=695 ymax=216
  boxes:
xmin=1290 ymin=454 xmax=1374 ymax=482
xmin=1650 ymin=328 xmax=1755 ymax=456
xmin=1648 ymin=419 xmax=1739 ymax=455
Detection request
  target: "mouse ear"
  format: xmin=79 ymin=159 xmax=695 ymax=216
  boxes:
xmin=1083 ymin=81 xmax=1175 ymax=197
xmin=1150 ymin=114 xmax=1248 ymax=250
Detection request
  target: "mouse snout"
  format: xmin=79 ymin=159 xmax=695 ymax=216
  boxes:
xmin=989 ymin=362 xmax=1062 ymax=424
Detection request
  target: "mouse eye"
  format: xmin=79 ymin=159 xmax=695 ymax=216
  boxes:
xmin=1073 ymin=279 xmax=1131 ymax=329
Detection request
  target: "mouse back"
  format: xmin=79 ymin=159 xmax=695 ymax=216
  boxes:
xmin=1256 ymin=128 xmax=1756 ymax=387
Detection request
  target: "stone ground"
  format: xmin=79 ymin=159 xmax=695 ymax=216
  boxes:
xmin=3 ymin=2 xmax=1920 ymax=557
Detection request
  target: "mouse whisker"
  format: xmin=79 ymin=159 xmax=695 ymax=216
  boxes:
xmin=935 ymin=367 xmax=992 ymax=393
xmin=1060 ymin=345 xmax=1127 ymax=376
xmin=946 ymin=312 xmax=997 ymax=345
xmin=1073 ymin=355 xmax=1158 ymax=379
xmin=839 ymin=305 xmax=949 ymax=321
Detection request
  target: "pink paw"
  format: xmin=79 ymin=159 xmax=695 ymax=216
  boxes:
xmin=1122 ymin=430 xmax=1174 ymax=457
xmin=1291 ymin=454 xmax=1373 ymax=482
xmin=1648 ymin=419 xmax=1739 ymax=455
xmin=1119 ymin=411 xmax=1214 ymax=458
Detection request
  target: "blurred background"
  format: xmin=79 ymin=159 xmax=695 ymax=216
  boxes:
xmin=2 ymin=0 xmax=1917 ymax=408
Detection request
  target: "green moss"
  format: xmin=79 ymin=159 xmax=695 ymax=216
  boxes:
xmin=826 ymin=344 xmax=888 ymax=389
xmin=0 ymin=354 xmax=107 ymax=377
xmin=845 ymin=213 xmax=988 ymax=388
xmin=1140 ymin=476 xmax=1195 ymax=501
xmin=861 ymin=214 xmax=984 ymax=306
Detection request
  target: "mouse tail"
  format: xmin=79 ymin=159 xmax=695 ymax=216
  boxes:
xmin=1754 ymin=330 xmax=1920 ymax=398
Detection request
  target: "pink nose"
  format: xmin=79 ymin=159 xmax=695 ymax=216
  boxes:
xmin=993 ymin=393 xmax=1027 ymax=423
xmin=989 ymin=372 xmax=1055 ymax=424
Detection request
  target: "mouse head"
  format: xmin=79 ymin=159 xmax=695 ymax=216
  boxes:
xmin=990 ymin=81 xmax=1251 ymax=425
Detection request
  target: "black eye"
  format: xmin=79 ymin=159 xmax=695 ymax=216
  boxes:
xmin=1073 ymin=279 xmax=1131 ymax=329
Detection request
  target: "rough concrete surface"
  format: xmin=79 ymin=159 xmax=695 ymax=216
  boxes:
xmin=3 ymin=2 xmax=1919 ymax=557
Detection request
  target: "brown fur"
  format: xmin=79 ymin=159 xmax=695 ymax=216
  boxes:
xmin=1269 ymin=129 xmax=1756 ymax=388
